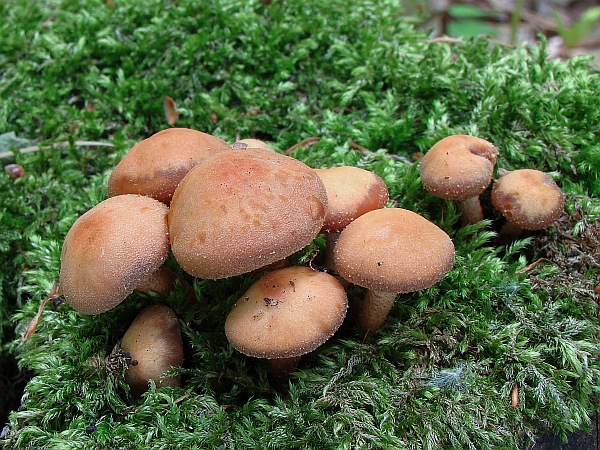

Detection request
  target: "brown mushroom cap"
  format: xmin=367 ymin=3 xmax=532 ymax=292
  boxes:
xmin=314 ymin=166 xmax=389 ymax=232
xmin=108 ymin=128 xmax=231 ymax=204
xmin=334 ymin=208 xmax=455 ymax=293
xmin=419 ymin=135 xmax=499 ymax=200
xmin=491 ymin=169 xmax=565 ymax=230
xmin=121 ymin=304 xmax=184 ymax=397
xmin=224 ymin=266 xmax=348 ymax=359
xmin=60 ymin=194 xmax=170 ymax=315
xmin=168 ymin=147 xmax=328 ymax=279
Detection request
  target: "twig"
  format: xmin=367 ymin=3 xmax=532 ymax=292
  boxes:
xmin=22 ymin=282 xmax=62 ymax=341
xmin=283 ymin=137 xmax=321 ymax=155
xmin=0 ymin=140 xmax=115 ymax=160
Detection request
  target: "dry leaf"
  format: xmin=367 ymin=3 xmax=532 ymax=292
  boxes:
xmin=510 ymin=384 xmax=519 ymax=408
xmin=22 ymin=282 xmax=61 ymax=341
xmin=163 ymin=96 xmax=179 ymax=126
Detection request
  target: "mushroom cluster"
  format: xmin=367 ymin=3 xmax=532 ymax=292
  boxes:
xmin=59 ymin=127 xmax=460 ymax=389
xmin=419 ymin=135 xmax=565 ymax=237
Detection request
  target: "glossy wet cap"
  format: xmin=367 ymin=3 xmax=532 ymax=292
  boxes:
xmin=60 ymin=194 xmax=170 ymax=314
xmin=225 ymin=266 xmax=348 ymax=359
xmin=419 ymin=135 xmax=499 ymax=200
xmin=334 ymin=208 xmax=455 ymax=293
xmin=108 ymin=128 xmax=231 ymax=204
xmin=314 ymin=166 xmax=389 ymax=232
xmin=168 ymin=147 xmax=328 ymax=279
xmin=492 ymin=169 xmax=565 ymax=230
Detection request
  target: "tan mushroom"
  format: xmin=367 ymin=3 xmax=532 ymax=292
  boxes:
xmin=168 ymin=147 xmax=328 ymax=279
xmin=121 ymin=304 xmax=184 ymax=397
xmin=225 ymin=266 xmax=347 ymax=379
xmin=108 ymin=128 xmax=231 ymax=204
xmin=419 ymin=135 xmax=499 ymax=225
xmin=492 ymin=168 xmax=565 ymax=238
xmin=334 ymin=208 xmax=455 ymax=333
xmin=314 ymin=166 xmax=389 ymax=270
xmin=232 ymin=138 xmax=275 ymax=152
xmin=59 ymin=194 xmax=170 ymax=315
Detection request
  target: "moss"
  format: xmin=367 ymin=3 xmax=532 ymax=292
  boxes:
xmin=1 ymin=0 xmax=599 ymax=448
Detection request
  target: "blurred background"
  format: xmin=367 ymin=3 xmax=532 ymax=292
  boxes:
xmin=403 ymin=0 xmax=600 ymax=63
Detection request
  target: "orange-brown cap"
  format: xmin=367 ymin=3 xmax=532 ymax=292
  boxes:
xmin=59 ymin=194 xmax=170 ymax=315
xmin=168 ymin=147 xmax=328 ymax=279
xmin=334 ymin=208 xmax=455 ymax=293
xmin=419 ymin=135 xmax=499 ymax=200
xmin=314 ymin=166 xmax=389 ymax=232
xmin=492 ymin=169 xmax=565 ymax=230
xmin=108 ymin=128 xmax=231 ymax=204
xmin=224 ymin=266 xmax=348 ymax=359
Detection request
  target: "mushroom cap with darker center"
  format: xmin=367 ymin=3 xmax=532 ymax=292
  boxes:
xmin=167 ymin=147 xmax=328 ymax=279
xmin=491 ymin=169 xmax=565 ymax=230
xmin=108 ymin=127 xmax=231 ymax=204
xmin=419 ymin=135 xmax=499 ymax=200
xmin=333 ymin=208 xmax=455 ymax=293
xmin=224 ymin=266 xmax=348 ymax=359
xmin=314 ymin=166 xmax=389 ymax=232
xmin=60 ymin=194 xmax=170 ymax=315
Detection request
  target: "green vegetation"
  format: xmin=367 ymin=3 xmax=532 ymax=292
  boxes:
xmin=1 ymin=0 xmax=599 ymax=448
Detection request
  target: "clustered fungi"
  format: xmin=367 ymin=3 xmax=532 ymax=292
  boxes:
xmin=58 ymin=128 xmax=565 ymax=394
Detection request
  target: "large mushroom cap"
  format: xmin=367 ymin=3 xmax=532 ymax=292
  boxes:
xmin=168 ymin=147 xmax=328 ymax=279
xmin=314 ymin=166 xmax=389 ymax=232
xmin=419 ymin=135 xmax=499 ymax=200
xmin=108 ymin=127 xmax=231 ymax=204
xmin=334 ymin=208 xmax=455 ymax=293
xmin=492 ymin=169 xmax=565 ymax=230
xmin=60 ymin=194 xmax=170 ymax=315
xmin=225 ymin=266 xmax=348 ymax=359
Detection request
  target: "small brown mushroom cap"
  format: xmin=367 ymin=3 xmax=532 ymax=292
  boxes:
xmin=60 ymin=194 xmax=170 ymax=315
xmin=492 ymin=169 xmax=565 ymax=230
xmin=224 ymin=266 xmax=348 ymax=359
xmin=121 ymin=304 xmax=184 ymax=397
xmin=334 ymin=208 xmax=455 ymax=293
xmin=168 ymin=147 xmax=327 ymax=279
xmin=232 ymin=138 xmax=275 ymax=152
xmin=108 ymin=128 xmax=231 ymax=204
xmin=314 ymin=166 xmax=389 ymax=232
xmin=419 ymin=135 xmax=499 ymax=200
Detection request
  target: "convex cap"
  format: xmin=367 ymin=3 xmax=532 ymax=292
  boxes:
xmin=334 ymin=208 xmax=455 ymax=293
xmin=314 ymin=166 xmax=389 ymax=232
xmin=419 ymin=135 xmax=499 ymax=200
xmin=168 ymin=147 xmax=328 ymax=279
xmin=108 ymin=128 xmax=231 ymax=204
xmin=60 ymin=194 xmax=170 ymax=315
xmin=492 ymin=168 xmax=565 ymax=230
xmin=225 ymin=266 xmax=348 ymax=359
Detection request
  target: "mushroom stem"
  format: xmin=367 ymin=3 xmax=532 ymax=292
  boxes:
xmin=324 ymin=231 xmax=341 ymax=270
xmin=268 ymin=356 xmax=302 ymax=380
xmin=456 ymin=195 xmax=484 ymax=225
xmin=498 ymin=220 xmax=526 ymax=240
xmin=357 ymin=290 xmax=398 ymax=334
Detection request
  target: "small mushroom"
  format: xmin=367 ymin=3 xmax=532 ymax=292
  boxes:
xmin=334 ymin=208 xmax=455 ymax=333
xmin=313 ymin=166 xmax=389 ymax=270
xmin=224 ymin=266 xmax=347 ymax=379
xmin=120 ymin=304 xmax=184 ymax=397
xmin=108 ymin=127 xmax=231 ymax=204
xmin=168 ymin=147 xmax=328 ymax=279
xmin=232 ymin=138 xmax=275 ymax=152
xmin=59 ymin=194 xmax=170 ymax=315
xmin=491 ymin=168 xmax=565 ymax=238
xmin=419 ymin=135 xmax=499 ymax=225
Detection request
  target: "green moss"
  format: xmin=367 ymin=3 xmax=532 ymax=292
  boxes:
xmin=1 ymin=0 xmax=599 ymax=448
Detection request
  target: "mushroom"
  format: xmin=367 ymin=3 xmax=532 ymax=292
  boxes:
xmin=108 ymin=127 xmax=231 ymax=204
xmin=334 ymin=208 xmax=455 ymax=333
xmin=167 ymin=147 xmax=328 ymax=279
xmin=313 ymin=166 xmax=389 ymax=270
xmin=224 ymin=266 xmax=347 ymax=379
xmin=59 ymin=194 xmax=170 ymax=315
xmin=491 ymin=168 xmax=565 ymax=238
xmin=120 ymin=304 xmax=184 ymax=397
xmin=232 ymin=138 xmax=275 ymax=152
xmin=418 ymin=135 xmax=499 ymax=225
